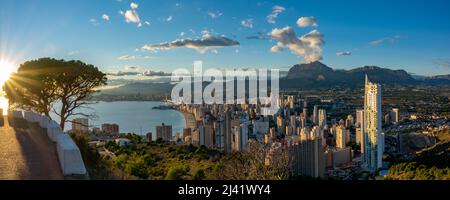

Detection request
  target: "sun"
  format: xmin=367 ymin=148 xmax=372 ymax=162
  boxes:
xmin=0 ymin=60 xmax=17 ymax=86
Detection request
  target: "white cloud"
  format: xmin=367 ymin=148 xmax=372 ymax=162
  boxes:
xmin=123 ymin=10 xmax=142 ymax=27
xmin=211 ymin=49 xmax=219 ymax=54
xmin=336 ymin=51 xmax=352 ymax=56
xmin=175 ymin=3 xmax=181 ymax=7
xmin=120 ymin=2 xmax=142 ymax=27
xmin=118 ymin=55 xmax=136 ymax=60
xmin=267 ymin=5 xmax=285 ymax=24
xmin=208 ymin=10 xmax=223 ymax=19
xmin=130 ymin=2 xmax=139 ymax=9
xmin=165 ymin=16 xmax=173 ymax=22
xmin=117 ymin=55 xmax=151 ymax=60
xmin=90 ymin=18 xmax=99 ymax=26
xmin=144 ymin=21 xmax=150 ymax=26
xmin=180 ymin=32 xmax=185 ymax=36
xmin=241 ymin=19 xmax=254 ymax=28
xmin=124 ymin=65 xmax=139 ymax=70
xmin=68 ymin=51 xmax=79 ymax=56
xmin=370 ymin=35 xmax=401 ymax=46
xmin=297 ymin=17 xmax=318 ymax=27
xmin=102 ymin=14 xmax=110 ymax=21
xmin=142 ymin=32 xmax=240 ymax=54
xmin=246 ymin=32 xmax=270 ymax=40
xmin=270 ymin=26 xmax=324 ymax=63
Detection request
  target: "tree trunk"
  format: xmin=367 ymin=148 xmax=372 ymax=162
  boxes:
xmin=60 ymin=103 xmax=66 ymax=130
xmin=60 ymin=117 xmax=66 ymax=131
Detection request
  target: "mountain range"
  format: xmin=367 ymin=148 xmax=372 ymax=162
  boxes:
xmin=98 ymin=61 xmax=450 ymax=98
xmin=281 ymin=61 xmax=450 ymax=89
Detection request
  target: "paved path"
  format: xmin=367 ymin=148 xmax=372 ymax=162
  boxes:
xmin=0 ymin=116 xmax=63 ymax=180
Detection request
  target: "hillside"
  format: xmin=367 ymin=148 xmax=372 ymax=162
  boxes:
xmin=281 ymin=61 xmax=422 ymax=89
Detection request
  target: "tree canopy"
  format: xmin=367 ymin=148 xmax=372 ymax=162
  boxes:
xmin=3 ymin=58 xmax=107 ymax=129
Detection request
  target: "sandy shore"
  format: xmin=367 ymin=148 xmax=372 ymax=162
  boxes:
xmin=180 ymin=111 xmax=196 ymax=130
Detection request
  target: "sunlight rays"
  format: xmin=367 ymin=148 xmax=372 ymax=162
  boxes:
xmin=0 ymin=58 xmax=18 ymax=115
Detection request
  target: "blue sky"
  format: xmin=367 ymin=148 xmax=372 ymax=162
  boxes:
xmin=0 ymin=0 xmax=449 ymax=75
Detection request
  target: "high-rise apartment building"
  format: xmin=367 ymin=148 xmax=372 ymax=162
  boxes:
xmin=391 ymin=108 xmax=399 ymax=124
xmin=356 ymin=109 xmax=364 ymax=128
xmin=102 ymin=123 xmax=119 ymax=134
xmin=318 ymin=109 xmax=327 ymax=128
xmin=312 ymin=105 xmax=319 ymax=125
xmin=291 ymin=129 xmax=326 ymax=178
xmin=362 ymin=75 xmax=384 ymax=171
xmin=336 ymin=125 xmax=347 ymax=148
xmin=156 ymin=123 xmax=173 ymax=142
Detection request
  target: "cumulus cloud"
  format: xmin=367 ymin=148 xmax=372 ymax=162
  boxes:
xmin=297 ymin=17 xmax=318 ymax=27
xmin=130 ymin=2 xmax=139 ymax=9
xmin=370 ymin=35 xmax=400 ymax=46
xmin=241 ymin=19 xmax=254 ymax=28
xmin=267 ymin=5 xmax=285 ymax=24
xmin=102 ymin=14 xmax=110 ymax=21
xmin=336 ymin=51 xmax=351 ymax=56
xmin=142 ymin=32 xmax=240 ymax=54
xmin=208 ymin=10 xmax=223 ymax=19
xmin=180 ymin=32 xmax=185 ymax=37
xmin=121 ymin=2 xmax=142 ymax=27
xmin=270 ymin=26 xmax=324 ymax=63
xmin=124 ymin=10 xmax=141 ymax=26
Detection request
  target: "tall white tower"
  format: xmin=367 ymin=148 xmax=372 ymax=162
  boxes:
xmin=362 ymin=75 xmax=384 ymax=172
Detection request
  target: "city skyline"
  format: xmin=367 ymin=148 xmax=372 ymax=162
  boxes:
xmin=0 ymin=0 xmax=449 ymax=76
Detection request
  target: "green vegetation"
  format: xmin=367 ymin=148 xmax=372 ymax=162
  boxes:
xmin=385 ymin=130 xmax=450 ymax=180
xmin=72 ymin=133 xmax=294 ymax=180
xmin=101 ymin=135 xmax=221 ymax=180
xmin=384 ymin=162 xmax=450 ymax=180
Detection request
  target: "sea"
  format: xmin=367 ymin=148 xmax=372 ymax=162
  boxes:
xmin=51 ymin=101 xmax=186 ymax=136
xmin=0 ymin=97 xmax=186 ymax=136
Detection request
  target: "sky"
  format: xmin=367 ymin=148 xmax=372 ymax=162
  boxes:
xmin=0 ymin=0 xmax=450 ymax=76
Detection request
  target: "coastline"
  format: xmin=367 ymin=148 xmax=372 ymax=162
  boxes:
xmin=179 ymin=110 xmax=196 ymax=130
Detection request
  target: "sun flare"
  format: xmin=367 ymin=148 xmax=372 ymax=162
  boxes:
xmin=0 ymin=60 xmax=17 ymax=86
xmin=0 ymin=60 xmax=17 ymax=115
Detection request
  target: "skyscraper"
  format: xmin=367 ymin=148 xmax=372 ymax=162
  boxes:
xmin=224 ymin=109 xmax=233 ymax=152
xmin=318 ymin=109 xmax=327 ymax=128
xmin=335 ymin=125 xmax=347 ymax=149
xmin=312 ymin=105 xmax=319 ymax=125
xmin=232 ymin=122 xmax=249 ymax=151
xmin=356 ymin=109 xmax=364 ymax=128
xmin=214 ymin=118 xmax=225 ymax=150
xmin=362 ymin=75 xmax=384 ymax=172
xmin=391 ymin=108 xmax=399 ymax=124
xmin=156 ymin=123 xmax=173 ymax=142
xmin=345 ymin=114 xmax=354 ymax=128
xmin=291 ymin=128 xmax=326 ymax=178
